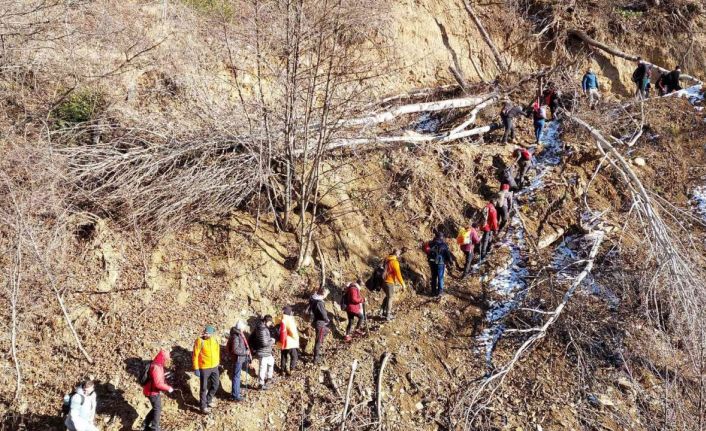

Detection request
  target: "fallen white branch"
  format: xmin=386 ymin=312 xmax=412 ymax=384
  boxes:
xmin=376 ymin=352 xmax=391 ymax=430
xmin=341 ymin=359 xmax=358 ymax=431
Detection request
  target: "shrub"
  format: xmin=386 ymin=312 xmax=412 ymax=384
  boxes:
xmin=53 ymin=90 xmax=104 ymax=127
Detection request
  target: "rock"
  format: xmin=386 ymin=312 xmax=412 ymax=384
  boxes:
xmin=633 ymin=157 xmax=646 ymax=167
xmin=617 ymin=377 xmax=633 ymax=391
xmin=596 ymin=394 xmax=615 ymax=407
xmin=538 ymin=227 xmax=565 ymax=249
xmin=415 ymin=402 xmax=424 ymax=410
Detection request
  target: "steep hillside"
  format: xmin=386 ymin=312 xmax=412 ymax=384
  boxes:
xmin=2 ymin=0 xmax=706 ymax=430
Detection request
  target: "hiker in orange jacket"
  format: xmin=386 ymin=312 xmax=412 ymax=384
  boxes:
xmin=382 ymin=249 xmax=406 ymax=321
xmin=457 ymin=222 xmax=481 ymax=278
xmin=192 ymin=325 xmax=220 ymax=414
xmin=142 ymin=350 xmax=173 ymax=431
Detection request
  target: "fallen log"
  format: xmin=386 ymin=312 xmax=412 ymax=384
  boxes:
xmin=568 ymin=29 xmax=702 ymax=84
xmin=376 ymin=352 xmax=391 ymax=430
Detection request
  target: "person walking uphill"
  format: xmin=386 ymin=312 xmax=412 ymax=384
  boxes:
xmin=192 ymin=325 xmax=220 ymax=414
xmin=424 ymin=232 xmax=453 ymax=297
xmin=632 ymin=58 xmax=652 ymax=99
xmin=582 ymin=68 xmax=600 ymax=109
xmin=308 ymin=289 xmax=330 ymax=364
xmin=278 ymin=306 xmax=300 ymax=376
xmin=250 ymin=315 xmax=276 ymax=389
xmin=480 ymin=201 xmax=498 ymax=261
xmin=457 ymin=222 xmax=481 ymax=278
xmin=514 ymin=147 xmax=532 ymax=189
xmin=664 ymin=65 xmax=682 ymax=94
xmin=342 ymin=282 xmax=366 ymax=341
xmin=382 ymin=249 xmax=406 ymax=321
xmin=495 ymin=184 xmax=514 ymax=231
xmin=226 ymin=321 xmax=251 ymax=401
xmin=500 ymin=101 xmax=524 ymax=144
xmin=142 ymin=350 xmax=173 ymax=431
xmin=65 ymin=380 xmax=98 ymax=431
xmin=531 ymin=100 xmax=547 ymax=144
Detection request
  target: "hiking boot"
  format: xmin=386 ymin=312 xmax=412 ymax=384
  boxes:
xmin=261 ymin=383 xmax=270 ymax=390
xmin=354 ymin=328 xmax=365 ymax=336
xmin=201 ymin=407 xmax=211 ymax=414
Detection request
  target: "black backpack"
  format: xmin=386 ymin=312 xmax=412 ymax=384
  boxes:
xmin=365 ymin=265 xmax=384 ymax=291
xmin=428 ymin=242 xmax=445 ymax=265
xmin=138 ymin=360 xmax=152 ymax=386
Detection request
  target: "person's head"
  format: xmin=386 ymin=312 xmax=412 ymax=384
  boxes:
xmin=263 ymin=315 xmax=273 ymax=327
xmin=501 ymin=183 xmax=510 ymax=191
xmin=637 ymin=56 xmax=642 ymax=63
xmin=503 ymin=101 xmax=511 ymax=109
xmin=316 ymin=287 xmax=330 ymax=298
xmin=471 ymin=221 xmax=479 ymax=228
xmin=434 ymin=231 xmax=443 ymax=241
xmin=82 ymin=380 xmax=95 ymax=395
xmin=202 ymin=325 xmax=216 ymax=338
xmin=675 ymin=65 xmax=681 ymax=71
xmin=235 ymin=320 xmax=246 ymax=332
xmin=283 ymin=305 xmax=293 ymax=316
xmin=587 ymin=67 xmax=593 ymax=74
xmin=392 ymin=248 xmax=402 ymax=257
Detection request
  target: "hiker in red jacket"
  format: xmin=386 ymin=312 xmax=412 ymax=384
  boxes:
xmin=343 ymin=282 xmax=366 ymax=341
xmin=480 ymin=202 xmax=498 ymax=261
xmin=143 ymin=349 xmax=173 ymax=431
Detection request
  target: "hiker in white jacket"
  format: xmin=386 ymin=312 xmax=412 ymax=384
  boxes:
xmin=65 ymin=380 xmax=99 ymax=431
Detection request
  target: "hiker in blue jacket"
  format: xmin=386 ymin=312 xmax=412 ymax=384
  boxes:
xmin=582 ymin=68 xmax=600 ymax=109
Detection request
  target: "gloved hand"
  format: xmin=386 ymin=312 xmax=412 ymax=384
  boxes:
xmin=168 ymin=387 xmax=174 ymax=394
xmin=194 ymin=370 xmax=201 ymax=377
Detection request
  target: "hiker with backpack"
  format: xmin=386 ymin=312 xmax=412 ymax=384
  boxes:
xmin=495 ymin=183 xmax=514 ymax=231
xmin=277 ymin=306 xmax=300 ymax=376
xmin=457 ymin=222 xmax=481 ymax=278
xmin=382 ymin=249 xmax=406 ymax=321
xmin=226 ymin=321 xmax=251 ymax=401
xmin=655 ymin=71 xmax=667 ymax=96
xmin=513 ymin=147 xmax=532 ymax=188
xmin=64 ymin=379 xmax=98 ymax=431
xmin=192 ymin=325 xmax=220 ymax=414
xmin=250 ymin=315 xmax=276 ymax=389
xmin=342 ymin=282 xmax=366 ymax=341
xmin=633 ymin=58 xmax=651 ymax=99
xmin=542 ymin=86 xmax=561 ymax=120
xmin=423 ymin=232 xmax=453 ymax=297
xmin=582 ymin=68 xmax=600 ymax=109
xmin=501 ymin=164 xmax=518 ymax=191
xmin=500 ymin=101 xmax=523 ymax=144
xmin=480 ymin=201 xmax=499 ymax=261
xmin=141 ymin=350 xmax=173 ymax=431
xmin=308 ymin=288 xmax=331 ymax=364
xmin=531 ymin=100 xmax=547 ymax=144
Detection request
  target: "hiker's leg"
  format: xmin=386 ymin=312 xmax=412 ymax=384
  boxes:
xmin=232 ymin=360 xmax=243 ymax=399
xmin=383 ymin=282 xmax=394 ymax=319
xmin=438 ymin=264 xmax=446 ymax=295
xmin=313 ymin=327 xmax=323 ymax=363
xmin=355 ymin=312 xmax=364 ymax=330
xmin=199 ymin=369 xmax=209 ymax=410
xmin=207 ymin=367 xmax=219 ymax=406
xmin=266 ymin=356 xmax=274 ymax=380
xmin=509 ymin=122 xmax=515 ymax=141
xmin=151 ymin=394 xmax=162 ymax=431
xmin=280 ymin=349 xmax=288 ymax=371
xmin=463 ymin=250 xmax=473 ymax=276
xmin=346 ymin=312 xmax=355 ymax=336
xmin=486 ymin=231 xmax=494 ymax=254
xmin=290 ymin=348 xmax=298 ymax=370
xmin=258 ymin=358 xmax=267 ymax=386
xmin=430 ymin=264 xmax=438 ymax=296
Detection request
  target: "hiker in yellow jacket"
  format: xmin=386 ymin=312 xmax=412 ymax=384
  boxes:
xmin=382 ymin=248 xmax=406 ymax=321
xmin=277 ymin=306 xmax=300 ymax=376
xmin=193 ymin=325 xmax=220 ymax=414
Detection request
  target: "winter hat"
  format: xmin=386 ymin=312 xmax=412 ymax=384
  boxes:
xmin=235 ymin=321 xmax=246 ymax=331
xmin=283 ymin=306 xmax=293 ymax=316
xmin=203 ymin=325 xmax=216 ymax=336
xmin=501 ymin=183 xmax=510 ymax=191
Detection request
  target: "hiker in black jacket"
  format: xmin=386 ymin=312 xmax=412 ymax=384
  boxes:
xmin=423 ymin=232 xmax=453 ymax=297
xmin=665 ymin=65 xmax=682 ymax=94
xmin=500 ymin=101 xmax=523 ymax=144
xmin=227 ymin=321 xmax=251 ymax=400
xmin=249 ymin=315 xmax=275 ymax=390
xmin=308 ymin=289 xmax=330 ymax=364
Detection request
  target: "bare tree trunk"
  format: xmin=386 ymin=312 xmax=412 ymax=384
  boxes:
xmin=461 ymin=0 xmax=508 ymax=74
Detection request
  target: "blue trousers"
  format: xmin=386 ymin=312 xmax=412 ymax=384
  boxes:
xmin=231 ymin=360 xmax=244 ymax=400
xmin=430 ymin=264 xmax=445 ymax=296
xmin=533 ymin=119 xmax=545 ymax=143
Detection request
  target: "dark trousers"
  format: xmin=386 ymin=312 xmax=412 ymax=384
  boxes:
xmin=281 ymin=348 xmax=298 ymax=371
xmin=143 ymin=394 xmax=161 ymax=431
xmin=199 ymin=367 xmax=220 ymax=410
xmin=480 ymin=230 xmax=493 ymax=260
xmin=231 ymin=360 xmax=245 ymax=400
xmin=497 ymin=205 xmax=509 ymax=230
xmin=346 ymin=311 xmax=364 ymax=335
xmin=313 ymin=325 xmax=328 ymax=363
xmin=501 ymin=118 xmax=514 ymax=144
xmin=381 ymin=282 xmax=396 ymax=319
xmin=430 ymin=263 xmax=445 ymax=296
xmin=462 ymin=247 xmax=475 ymax=277
xmin=533 ymin=119 xmax=544 ymax=143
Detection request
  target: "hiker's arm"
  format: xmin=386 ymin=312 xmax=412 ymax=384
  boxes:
xmin=192 ymin=339 xmax=201 ymax=370
xmin=279 ymin=322 xmax=287 ymax=347
xmin=152 ymin=365 xmax=172 ymax=392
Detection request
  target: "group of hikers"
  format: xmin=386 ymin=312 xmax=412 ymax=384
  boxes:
xmin=498 ymin=59 xmax=685 ymax=149
xmin=62 ymin=60 xmax=693 ymax=431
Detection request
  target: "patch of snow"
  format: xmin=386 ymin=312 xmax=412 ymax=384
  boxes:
xmin=414 ymin=113 xmax=442 ymax=133
xmin=674 ymin=84 xmax=704 ymax=105
xmin=691 ymin=186 xmax=706 ymax=221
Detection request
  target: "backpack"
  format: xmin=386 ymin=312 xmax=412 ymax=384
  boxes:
xmin=428 ymin=242 xmax=445 ymax=265
xmin=138 ymin=360 xmax=152 ymax=386
xmin=340 ymin=291 xmax=349 ymax=309
xmin=62 ymin=390 xmax=84 ymax=416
